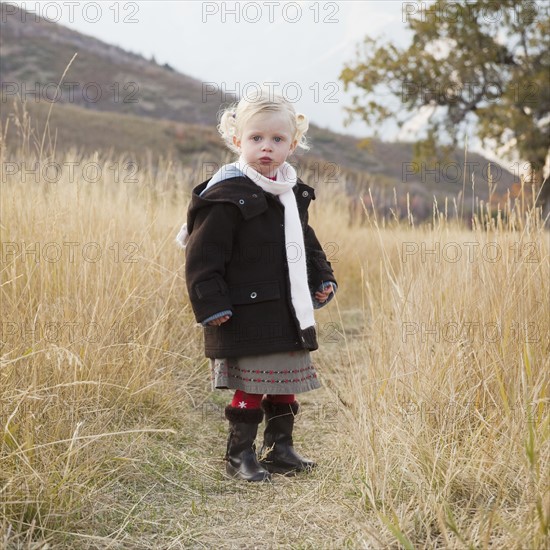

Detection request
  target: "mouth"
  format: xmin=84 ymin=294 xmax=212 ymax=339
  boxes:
xmin=259 ymin=157 xmax=272 ymax=162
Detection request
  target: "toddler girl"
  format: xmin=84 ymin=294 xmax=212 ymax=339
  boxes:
xmin=177 ymin=89 xmax=338 ymax=482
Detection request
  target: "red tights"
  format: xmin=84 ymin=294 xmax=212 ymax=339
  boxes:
xmin=230 ymin=389 xmax=295 ymax=409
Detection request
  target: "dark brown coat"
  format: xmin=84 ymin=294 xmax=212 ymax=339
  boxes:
xmin=184 ymin=175 xmax=337 ymax=358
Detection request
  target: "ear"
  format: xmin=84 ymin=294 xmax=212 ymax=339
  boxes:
xmin=289 ymin=138 xmax=298 ymax=155
xmin=232 ymin=135 xmax=241 ymax=149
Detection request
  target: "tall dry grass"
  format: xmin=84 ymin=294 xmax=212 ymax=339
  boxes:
xmin=316 ymin=194 xmax=549 ymax=548
xmin=0 ymin=100 xmax=548 ymax=548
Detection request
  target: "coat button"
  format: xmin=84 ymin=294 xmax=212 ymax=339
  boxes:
xmin=302 ymin=191 xmax=309 ymax=197
xmin=239 ymin=199 xmax=245 ymax=204
xmin=250 ymin=291 xmax=257 ymax=299
xmin=252 ymin=194 xmax=257 ymax=198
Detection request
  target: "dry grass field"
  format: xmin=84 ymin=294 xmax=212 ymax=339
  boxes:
xmin=1 ymin=104 xmax=549 ymax=549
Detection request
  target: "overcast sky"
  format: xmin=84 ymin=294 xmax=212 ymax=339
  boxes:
xmin=10 ymin=1 xmax=414 ymax=136
xmin=8 ymin=0 xmax=529 ymax=168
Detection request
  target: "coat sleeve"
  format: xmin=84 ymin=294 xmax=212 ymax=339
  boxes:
xmin=302 ymin=209 xmax=338 ymax=298
xmin=184 ymin=203 xmax=240 ymax=323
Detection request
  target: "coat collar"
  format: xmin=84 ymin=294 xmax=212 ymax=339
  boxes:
xmin=187 ymin=175 xmax=315 ymax=226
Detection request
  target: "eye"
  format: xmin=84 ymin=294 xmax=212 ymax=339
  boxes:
xmin=252 ymin=136 xmax=261 ymax=142
xmin=274 ymin=136 xmax=282 ymax=143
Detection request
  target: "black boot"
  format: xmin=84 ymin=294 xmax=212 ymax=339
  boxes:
xmin=259 ymin=400 xmax=316 ymax=475
xmin=225 ymin=405 xmax=272 ymax=482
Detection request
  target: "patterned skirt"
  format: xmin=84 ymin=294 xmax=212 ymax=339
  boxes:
xmin=210 ymin=350 xmax=322 ymax=395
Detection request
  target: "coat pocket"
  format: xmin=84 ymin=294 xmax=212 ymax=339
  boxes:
xmin=229 ymin=280 xmax=280 ymax=305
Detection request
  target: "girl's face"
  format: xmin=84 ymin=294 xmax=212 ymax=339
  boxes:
xmin=233 ymin=111 xmax=298 ymax=178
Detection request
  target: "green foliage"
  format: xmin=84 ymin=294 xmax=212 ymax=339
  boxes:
xmin=340 ymin=0 xmax=550 ymax=206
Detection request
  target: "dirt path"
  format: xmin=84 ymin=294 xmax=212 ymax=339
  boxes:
xmin=91 ymin=332 xmax=377 ymax=549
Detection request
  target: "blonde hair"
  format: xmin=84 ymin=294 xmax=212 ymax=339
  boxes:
xmin=217 ymin=89 xmax=310 ymax=155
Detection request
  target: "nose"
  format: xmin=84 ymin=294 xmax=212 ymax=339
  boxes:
xmin=261 ymin=141 xmax=272 ymax=151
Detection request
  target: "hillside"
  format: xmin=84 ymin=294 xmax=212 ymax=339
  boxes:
xmin=0 ymin=3 xmax=216 ymax=125
xmin=0 ymin=3 xmax=520 ymax=216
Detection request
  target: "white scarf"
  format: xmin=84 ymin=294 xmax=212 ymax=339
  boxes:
xmin=176 ymin=156 xmax=315 ymax=330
